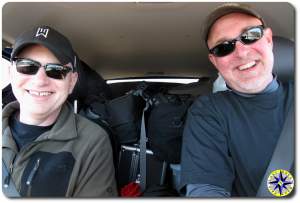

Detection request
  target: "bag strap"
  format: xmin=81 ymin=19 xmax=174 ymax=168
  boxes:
xmin=139 ymin=102 xmax=149 ymax=192
xmin=2 ymin=159 xmax=20 ymax=197
xmin=256 ymin=101 xmax=294 ymax=197
xmin=133 ymin=85 xmax=150 ymax=192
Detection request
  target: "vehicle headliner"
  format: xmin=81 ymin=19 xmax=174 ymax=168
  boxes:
xmin=2 ymin=2 xmax=295 ymax=80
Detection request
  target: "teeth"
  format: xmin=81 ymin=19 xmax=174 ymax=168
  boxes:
xmin=29 ymin=90 xmax=52 ymax=96
xmin=40 ymin=92 xmax=51 ymax=96
xmin=239 ymin=61 xmax=256 ymax=70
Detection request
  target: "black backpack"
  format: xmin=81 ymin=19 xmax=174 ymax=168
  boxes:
xmin=147 ymin=93 xmax=193 ymax=163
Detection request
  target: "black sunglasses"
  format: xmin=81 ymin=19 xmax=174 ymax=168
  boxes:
xmin=209 ymin=25 xmax=265 ymax=57
xmin=12 ymin=58 xmax=73 ymax=80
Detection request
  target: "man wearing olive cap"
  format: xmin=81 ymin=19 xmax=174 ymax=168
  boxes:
xmin=180 ymin=3 xmax=294 ymax=197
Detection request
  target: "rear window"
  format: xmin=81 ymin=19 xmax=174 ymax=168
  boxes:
xmin=2 ymin=57 xmax=10 ymax=89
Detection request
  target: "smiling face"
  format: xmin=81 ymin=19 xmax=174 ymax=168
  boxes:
xmin=207 ymin=13 xmax=274 ymax=93
xmin=9 ymin=44 xmax=78 ymax=126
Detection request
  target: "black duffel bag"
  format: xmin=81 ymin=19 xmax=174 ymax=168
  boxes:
xmin=147 ymin=93 xmax=193 ymax=163
xmin=80 ymin=90 xmax=145 ymax=145
xmin=107 ymin=92 xmax=145 ymax=144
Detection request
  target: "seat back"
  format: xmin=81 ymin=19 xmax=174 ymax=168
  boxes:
xmin=272 ymin=36 xmax=295 ymax=82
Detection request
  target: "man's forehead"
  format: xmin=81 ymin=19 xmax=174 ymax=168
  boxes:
xmin=17 ymin=44 xmax=61 ymax=63
xmin=207 ymin=13 xmax=262 ymax=45
xmin=17 ymin=44 xmax=51 ymax=55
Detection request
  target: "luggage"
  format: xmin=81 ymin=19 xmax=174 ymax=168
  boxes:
xmin=79 ymin=83 xmax=194 ymax=196
xmin=107 ymin=93 xmax=145 ymax=144
xmin=117 ymin=145 xmax=168 ymax=189
xmin=86 ymin=92 xmax=145 ymax=144
xmin=147 ymin=93 xmax=193 ymax=163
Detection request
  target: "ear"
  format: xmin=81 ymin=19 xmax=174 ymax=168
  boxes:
xmin=68 ymin=72 xmax=78 ymax=94
xmin=264 ymin=27 xmax=273 ymax=49
xmin=8 ymin=63 xmax=14 ymax=81
xmin=208 ymin=53 xmax=218 ymax=69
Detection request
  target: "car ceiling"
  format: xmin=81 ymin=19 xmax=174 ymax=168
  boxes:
xmin=2 ymin=2 xmax=295 ymax=80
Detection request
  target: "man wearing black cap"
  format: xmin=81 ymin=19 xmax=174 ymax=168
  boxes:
xmin=2 ymin=25 xmax=117 ymax=197
xmin=180 ymin=3 xmax=294 ymax=197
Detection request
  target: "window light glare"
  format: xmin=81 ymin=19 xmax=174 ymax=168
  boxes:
xmin=106 ymin=78 xmax=199 ymax=84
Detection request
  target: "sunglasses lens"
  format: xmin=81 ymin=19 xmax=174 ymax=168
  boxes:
xmin=241 ymin=27 xmax=263 ymax=44
xmin=210 ymin=26 xmax=264 ymax=57
xmin=211 ymin=41 xmax=236 ymax=57
xmin=15 ymin=59 xmax=39 ymax=75
xmin=45 ymin=64 xmax=70 ymax=80
xmin=14 ymin=58 xmax=72 ymax=80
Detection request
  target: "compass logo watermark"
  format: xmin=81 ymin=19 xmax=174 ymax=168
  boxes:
xmin=267 ymin=169 xmax=294 ymax=197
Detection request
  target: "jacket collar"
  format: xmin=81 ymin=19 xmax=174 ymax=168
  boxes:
xmin=42 ymin=102 xmax=78 ymax=141
xmin=2 ymin=101 xmax=78 ymax=150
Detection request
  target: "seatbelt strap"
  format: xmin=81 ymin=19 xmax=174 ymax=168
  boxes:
xmin=139 ymin=102 xmax=149 ymax=192
xmin=256 ymin=101 xmax=294 ymax=197
xmin=2 ymin=159 xmax=20 ymax=197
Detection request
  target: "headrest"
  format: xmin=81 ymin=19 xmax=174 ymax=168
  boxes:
xmin=272 ymin=36 xmax=295 ymax=82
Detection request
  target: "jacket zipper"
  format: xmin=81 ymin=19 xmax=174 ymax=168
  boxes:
xmin=6 ymin=141 xmax=46 ymax=196
xmin=26 ymin=158 xmax=41 ymax=196
xmin=3 ymin=162 xmax=14 ymax=188
xmin=3 ymin=154 xmax=16 ymax=188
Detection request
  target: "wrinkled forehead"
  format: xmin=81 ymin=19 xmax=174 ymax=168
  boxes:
xmin=207 ymin=13 xmax=263 ymax=47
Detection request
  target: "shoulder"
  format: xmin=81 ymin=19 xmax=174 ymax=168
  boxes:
xmin=73 ymin=113 xmax=112 ymax=151
xmin=278 ymin=79 xmax=293 ymax=88
xmin=285 ymin=80 xmax=294 ymax=91
xmin=62 ymin=102 xmax=108 ymax=140
xmin=2 ymin=101 xmax=19 ymax=119
xmin=190 ymin=91 xmax=233 ymax=115
xmin=277 ymin=80 xmax=294 ymax=99
xmin=75 ymin=114 xmax=109 ymax=140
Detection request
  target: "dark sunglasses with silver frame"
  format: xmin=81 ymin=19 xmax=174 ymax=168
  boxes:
xmin=12 ymin=58 xmax=73 ymax=80
xmin=209 ymin=25 xmax=265 ymax=57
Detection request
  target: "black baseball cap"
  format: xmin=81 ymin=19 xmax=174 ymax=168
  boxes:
xmin=203 ymin=3 xmax=267 ymax=44
xmin=11 ymin=25 xmax=77 ymax=71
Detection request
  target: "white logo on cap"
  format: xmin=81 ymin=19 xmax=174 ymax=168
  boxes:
xmin=35 ymin=27 xmax=49 ymax=38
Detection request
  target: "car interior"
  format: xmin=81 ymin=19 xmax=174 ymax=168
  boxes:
xmin=2 ymin=1 xmax=295 ymax=197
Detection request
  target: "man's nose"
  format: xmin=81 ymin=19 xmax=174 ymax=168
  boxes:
xmin=233 ymin=41 xmax=250 ymax=58
xmin=32 ymin=67 xmax=50 ymax=85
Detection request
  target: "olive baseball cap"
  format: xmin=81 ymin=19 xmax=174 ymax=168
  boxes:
xmin=11 ymin=25 xmax=77 ymax=71
xmin=203 ymin=3 xmax=267 ymax=44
